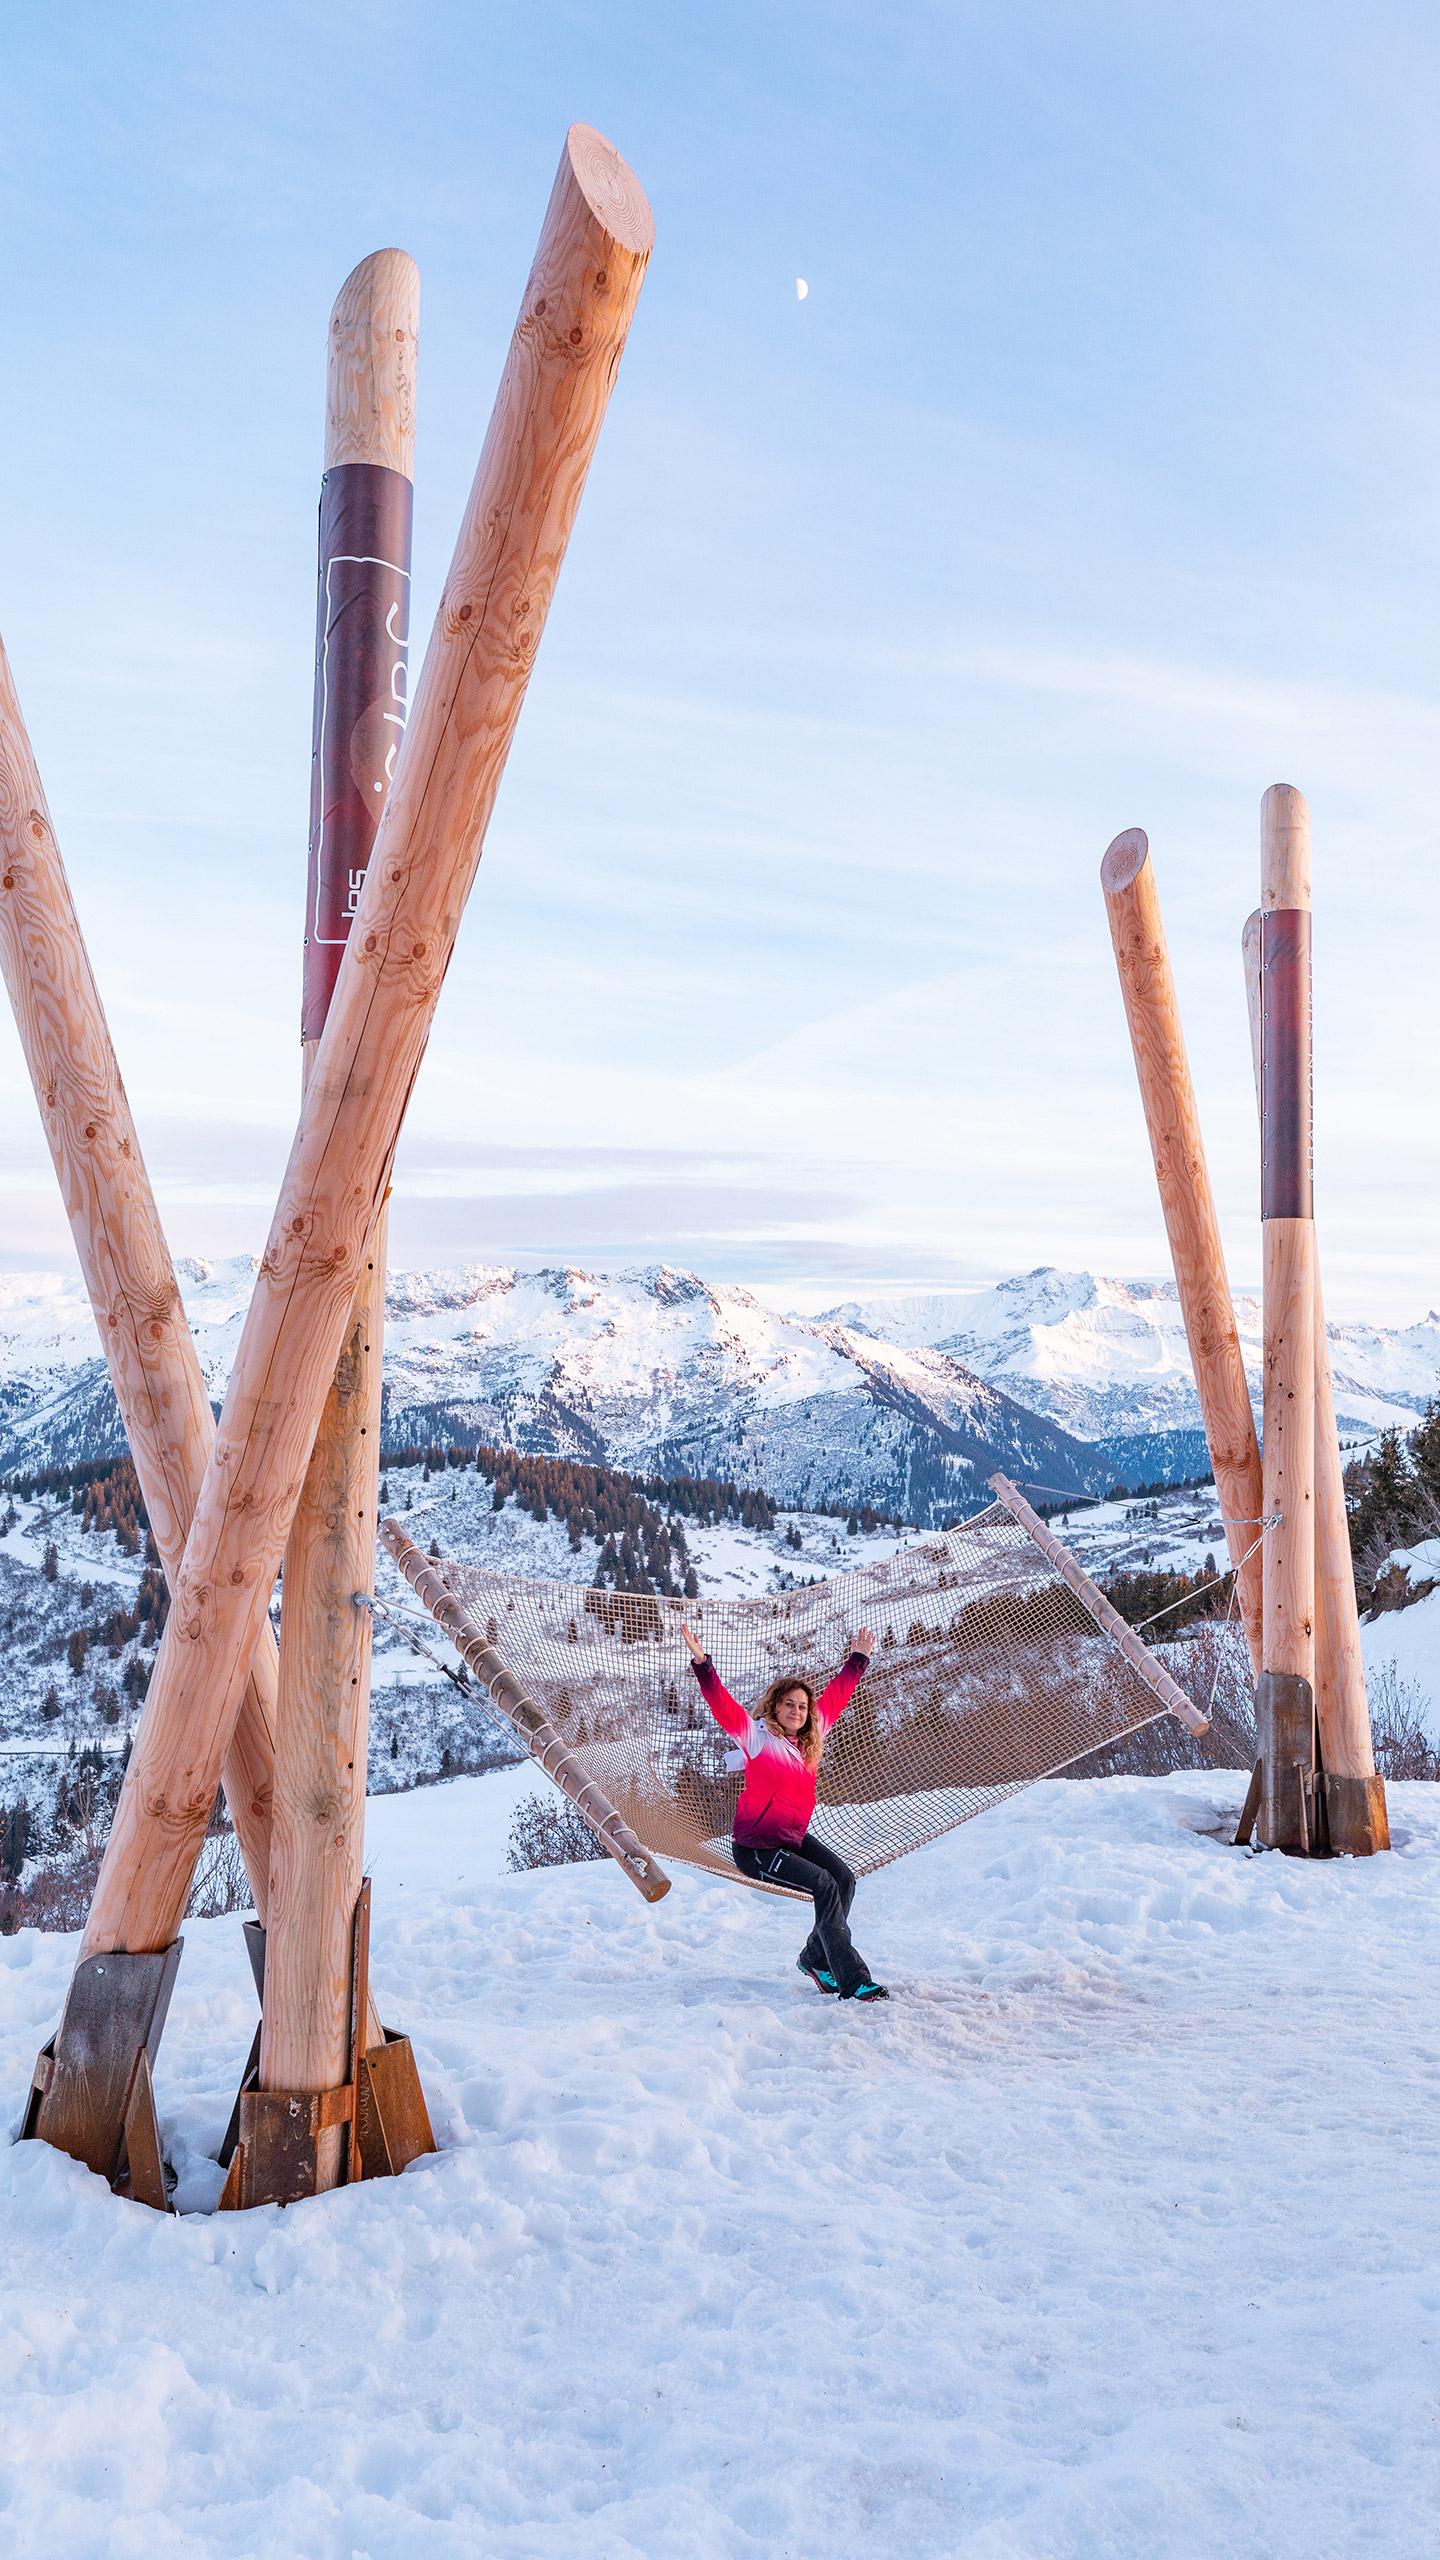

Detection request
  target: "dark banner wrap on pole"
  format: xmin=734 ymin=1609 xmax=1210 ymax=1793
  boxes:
xmin=303 ymin=461 xmax=414 ymax=1042
xmin=1260 ymin=908 xmax=1313 ymax=1221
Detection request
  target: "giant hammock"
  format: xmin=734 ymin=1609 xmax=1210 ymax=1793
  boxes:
xmin=380 ymin=1474 xmax=1215 ymax=1903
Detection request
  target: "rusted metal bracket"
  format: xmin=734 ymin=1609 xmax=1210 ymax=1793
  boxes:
xmin=1234 ymin=1762 xmax=1262 ymax=1847
xmin=218 ymin=1879 xmax=435 ymax=2208
xmin=24 ymin=1939 xmax=182 ymax=2209
xmin=1243 ymin=1672 xmax=1326 ymax=1856
xmin=217 ymin=1917 xmax=267 ymax=2172
xmin=1324 ymin=1771 xmax=1391 ymax=1857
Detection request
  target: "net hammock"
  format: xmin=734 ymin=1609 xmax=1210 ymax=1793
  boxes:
xmin=379 ymin=1475 xmax=1210 ymax=1903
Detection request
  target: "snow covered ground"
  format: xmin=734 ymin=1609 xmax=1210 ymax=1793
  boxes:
xmin=4 ymin=1768 xmax=1440 ymax=2558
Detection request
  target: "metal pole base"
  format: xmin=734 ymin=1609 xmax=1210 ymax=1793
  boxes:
xmin=357 ymin=2030 xmax=437 ymax=2179
xmin=217 ymin=1880 xmax=436 ymax=2209
xmin=217 ymin=1918 xmax=267 ymax=2172
xmin=1239 ymin=1672 xmax=1321 ymax=1854
xmin=1324 ymin=1771 xmax=1391 ymax=1857
xmin=24 ymin=1940 xmax=183 ymax=2210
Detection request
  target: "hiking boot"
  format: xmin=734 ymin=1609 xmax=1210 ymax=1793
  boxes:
xmin=797 ymin=1955 xmax=839 ymax=1994
xmin=842 ymin=1980 xmax=890 ymax=2001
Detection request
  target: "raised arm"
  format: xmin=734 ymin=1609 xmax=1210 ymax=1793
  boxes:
xmin=816 ymin=1625 xmax=877 ymax=1728
xmin=680 ymin=1622 xmax=751 ymax=1744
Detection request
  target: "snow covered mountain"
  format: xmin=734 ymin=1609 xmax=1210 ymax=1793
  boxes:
xmin=3 ymin=1255 xmax=1435 ymax=1515
xmin=0 ymin=1259 xmax=1105 ymax=1522
xmin=827 ymin=1267 xmax=1440 ymax=1482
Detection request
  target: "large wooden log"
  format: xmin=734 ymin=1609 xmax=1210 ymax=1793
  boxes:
xmin=261 ymin=250 xmax=418 ymax=2178
xmin=1248 ymin=795 xmax=1385 ymax=1850
xmin=0 ymin=640 xmax=278 ymax=1908
xmin=63 ymin=127 xmax=652 ymax=2001
xmin=1255 ymin=786 xmax=1318 ymax=1853
xmin=1100 ymin=830 xmax=1264 ymax=1670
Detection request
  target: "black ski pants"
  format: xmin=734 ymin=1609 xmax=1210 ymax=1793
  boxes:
xmin=732 ymin=1831 xmax=871 ymax=1994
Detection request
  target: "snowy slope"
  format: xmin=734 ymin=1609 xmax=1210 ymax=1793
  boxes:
xmin=0 ymin=1258 xmax=1106 ymax=1518
xmin=3 ymin=1770 xmax=1440 ymax=2557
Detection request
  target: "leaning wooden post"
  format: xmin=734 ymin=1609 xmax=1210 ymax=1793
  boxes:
xmin=30 ymin=126 xmax=653 ymax=2180
xmin=1100 ymin=830 xmax=1264 ymax=1671
xmin=1243 ymin=884 xmax=1387 ymax=1853
xmin=1253 ymin=784 xmax=1320 ymax=1851
xmin=0 ymin=641 xmax=279 ymax=1915
xmin=259 ymin=250 xmax=420 ymax=2192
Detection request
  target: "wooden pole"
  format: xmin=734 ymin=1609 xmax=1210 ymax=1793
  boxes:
xmin=45 ymin=126 xmax=650 ymax=2059
xmin=1244 ymin=868 xmax=1386 ymax=1850
xmin=1258 ymin=789 xmax=1317 ymax=1692
xmin=260 ymin=249 xmax=418 ymax=2181
xmin=1100 ymin=830 xmax=1264 ymax=1671
xmin=988 ymin=1475 xmax=1210 ymax=1735
xmin=0 ymin=640 xmax=278 ymax=1910
xmin=1254 ymin=786 xmax=1319 ymax=1849
xmin=382 ymin=1523 xmax=673 ymax=1899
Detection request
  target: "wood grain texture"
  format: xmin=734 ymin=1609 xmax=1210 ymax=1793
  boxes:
xmin=1101 ymin=831 xmax=1264 ymax=1671
xmin=1261 ymin=1218 xmax=1316 ymax=1684
xmin=325 ymin=250 xmax=418 ymax=475
xmin=79 ymin=125 xmax=652 ymax=1960
xmin=0 ymin=636 xmax=278 ymax=1909
xmin=988 ymin=1476 xmax=1209 ymax=1733
xmin=1260 ymin=783 xmax=1310 ymax=913
xmin=1243 ymin=911 xmax=1377 ymax=1783
xmin=262 ymin=1122 xmax=387 ymax=2169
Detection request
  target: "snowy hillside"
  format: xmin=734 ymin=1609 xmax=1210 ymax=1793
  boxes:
xmin=0 ymin=1258 xmax=1105 ymax=1521
xmin=831 ymin=1266 xmax=1440 ymax=1480
xmin=4 ymin=1770 xmax=1440 ymax=2556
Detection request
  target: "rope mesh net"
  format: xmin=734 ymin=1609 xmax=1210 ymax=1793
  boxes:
xmin=386 ymin=1497 xmax=1200 ymax=1892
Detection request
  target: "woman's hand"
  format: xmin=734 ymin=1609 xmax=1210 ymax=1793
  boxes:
xmin=679 ymin=1623 xmax=707 ymax=1662
xmin=853 ymin=1626 xmax=877 ymax=1659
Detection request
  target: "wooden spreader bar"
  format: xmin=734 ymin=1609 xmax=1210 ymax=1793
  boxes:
xmin=988 ymin=1476 xmax=1210 ymax=1736
xmin=382 ymin=1522 xmax=673 ymax=1901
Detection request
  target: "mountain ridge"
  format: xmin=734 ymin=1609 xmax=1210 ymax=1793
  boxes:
xmin=0 ymin=1256 xmax=1433 ymax=1519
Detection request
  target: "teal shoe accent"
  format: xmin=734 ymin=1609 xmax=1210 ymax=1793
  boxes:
xmin=797 ymin=1957 xmax=839 ymax=1993
xmin=845 ymin=1981 xmax=890 ymax=2001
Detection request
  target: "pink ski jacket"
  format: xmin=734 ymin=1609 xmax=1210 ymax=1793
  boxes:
xmin=688 ymin=1651 xmax=870 ymax=1849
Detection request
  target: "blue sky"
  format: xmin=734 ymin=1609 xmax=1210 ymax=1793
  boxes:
xmin=1 ymin=2 xmax=1437 ymax=1316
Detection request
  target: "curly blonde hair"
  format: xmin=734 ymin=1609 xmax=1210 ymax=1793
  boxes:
xmin=756 ymin=1673 xmax=824 ymax=1770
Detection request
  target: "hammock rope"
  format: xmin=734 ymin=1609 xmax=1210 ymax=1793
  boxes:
xmin=379 ymin=1475 xmax=1235 ymax=1901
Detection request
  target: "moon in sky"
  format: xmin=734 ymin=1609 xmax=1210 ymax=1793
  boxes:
xmin=795 ymin=278 xmax=809 ymax=301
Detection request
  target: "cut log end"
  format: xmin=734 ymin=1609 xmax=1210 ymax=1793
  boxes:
xmin=326 ymin=248 xmax=420 ymax=476
xmin=1260 ymin=783 xmax=1310 ymax=912
xmin=1099 ymin=828 xmax=1149 ymax=895
xmin=565 ymin=123 xmax=655 ymax=254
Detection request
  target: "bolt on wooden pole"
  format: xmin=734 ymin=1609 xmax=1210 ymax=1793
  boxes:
xmin=0 ymin=640 xmax=278 ymax=1910
xmin=1244 ymin=826 xmax=1387 ymax=1852
xmin=260 ymin=249 xmax=419 ymax=2186
xmin=31 ymin=125 xmax=653 ymax=2174
xmin=1100 ymin=829 xmax=1264 ymax=1671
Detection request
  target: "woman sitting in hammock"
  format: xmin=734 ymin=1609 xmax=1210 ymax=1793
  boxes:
xmin=679 ymin=1622 xmax=887 ymax=2001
